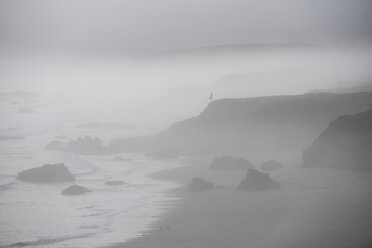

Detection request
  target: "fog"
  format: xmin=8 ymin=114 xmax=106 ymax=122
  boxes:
xmin=1 ymin=1 xmax=372 ymax=248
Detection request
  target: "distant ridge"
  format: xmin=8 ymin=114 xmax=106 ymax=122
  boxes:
xmin=134 ymin=43 xmax=318 ymax=59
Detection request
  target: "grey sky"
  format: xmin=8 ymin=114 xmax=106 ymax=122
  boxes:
xmin=1 ymin=0 xmax=372 ymax=54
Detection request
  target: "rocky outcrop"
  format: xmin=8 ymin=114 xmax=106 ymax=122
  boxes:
xmin=111 ymin=92 xmax=372 ymax=154
xmin=260 ymin=160 xmax=282 ymax=171
xmin=237 ymin=168 xmax=280 ymax=191
xmin=302 ymin=109 xmax=372 ymax=171
xmin=61 ymin=185 xmax=91 ymax=195
xmin=16 ymin=163 xmax=75 ymax=183
xmin=187 ymin=178 xmax=214 ymax=192
xmin=210 ymin=156 xmax=253 ymax=171
xmin=45 ymin=136 xmax=111 ymax=155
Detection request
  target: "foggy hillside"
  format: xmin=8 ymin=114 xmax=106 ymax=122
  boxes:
xmin=111 ymin=92 xmax=372 ymax=154
xmin=302 ymin=108 xmax=372 ymax=171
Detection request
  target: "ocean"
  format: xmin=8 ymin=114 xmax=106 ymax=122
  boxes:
xmin=0 ymin=96 xmax=182 ymax=248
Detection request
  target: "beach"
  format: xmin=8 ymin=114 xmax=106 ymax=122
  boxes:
xmin=108 ymin=154 xmax=372 ymax=248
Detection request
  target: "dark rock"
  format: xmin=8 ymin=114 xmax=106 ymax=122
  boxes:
xmin=105 ymin=180 xmax=126 ymax=186
xmin=260 ymin=160 xmax=283 ymax=171
xmin=16 ymin=163 xmax=75 ymax=183
xmin=210 ymin=156 xmax=253 ymax=171
xmin=302 ymin=109 xmax=372 ymax=171
xmin=61 ymin=185 xmax=91 ymax=195
xmin=237 ymin=168 xmax=280 ymax=191
xmin=64 ymin=136 xmax=106 ymax=155
xmin=45 ymin=136 xmax=111 ymax=155
xmin=187 ymin=177 xmax=214 ymax=192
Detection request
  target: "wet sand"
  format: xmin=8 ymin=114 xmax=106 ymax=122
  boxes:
xmin=107 ymin=155 xmax=372 ymax=248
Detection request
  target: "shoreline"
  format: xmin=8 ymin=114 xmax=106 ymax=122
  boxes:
xmin=105 ymin=153 xmax=372 ymax=248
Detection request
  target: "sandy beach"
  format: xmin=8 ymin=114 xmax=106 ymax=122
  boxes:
xmin=107 ymin=153 xmax=372 ymax=248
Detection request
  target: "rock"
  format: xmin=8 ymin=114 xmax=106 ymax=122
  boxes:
xmin=105 ymin=180 xmax=126 ymax=186
xmin=260 ymin=160 xmax=282 ymax=171
xmin=64 ymin=136 xmax=109 ymax=155
xmin=61 ymin=185 xmax=91 ymax=195
xmin=302 ymin=109 xmax=372 ymax=171
xmin=45 ymin=140 xmax=63 ymax=150
xmin=45 ymin=136 xmax=111 ymax=155
xmin=210 ymin=156 xmax=253 ymax=171
xmin=187 ymin=177 xmax=214 ymax=192
xmin=16 ymin=163 xmax=75 ymax=183
xmin=237 ymin=168 xmax=280 ymax=191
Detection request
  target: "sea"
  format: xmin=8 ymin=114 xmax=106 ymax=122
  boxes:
xmin=0 ymin=93 xmax=183 ymax=248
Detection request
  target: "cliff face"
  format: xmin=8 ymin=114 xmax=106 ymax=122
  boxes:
xmin=302 ymin=109 xmax=372 ymax=171
xmin=112 ymin=92 xmax=372 ymax=154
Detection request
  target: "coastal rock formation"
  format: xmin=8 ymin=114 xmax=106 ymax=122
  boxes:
xmin=61 ymin=185 xmax=91 ymax=195
xmin=45 ymin=136 xmax=111 ymax=155
xmin=64 ymin=136 xmax=106 ymax=154
xmin=260 ymin=160 xmax=282 ymax=171
xmin=210 ymin=156 xmax=253 ymax=171
xmin=237 ymin=168 xmax=280 ymax=191
xmin=111 ymin=92 xmax=372 ymax=154
xmin=187 ymin=177 xmax=214 ymax=192
xmin=16 ymin=163 xmax=75 ymax=183
xmin=105 ymin=180 xmax=126 ymax=186
xmin=302 ymin=109 xmax=372 ymax=171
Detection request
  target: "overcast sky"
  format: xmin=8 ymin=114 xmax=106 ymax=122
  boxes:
xmin=1 ymin=0 xmax=372 ymax=54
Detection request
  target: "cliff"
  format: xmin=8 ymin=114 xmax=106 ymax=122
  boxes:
xmin=111 ymin=92 xmax=372 ymax=154
xmin=302 ymin=109 xmax=372 ymax=171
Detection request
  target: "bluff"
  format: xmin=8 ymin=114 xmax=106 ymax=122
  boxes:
xmin=302 ymin=109 xmax=372 ymax=171
xmin=111 ymin=92 xmax=372 ymax=154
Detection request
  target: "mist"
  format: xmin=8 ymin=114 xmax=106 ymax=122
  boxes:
xmin=1 ymin=1 xmax=372 ymax=248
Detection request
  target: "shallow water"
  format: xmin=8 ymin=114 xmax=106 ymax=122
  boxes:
xmin=0 ymin=100 xmax=183 ymax=248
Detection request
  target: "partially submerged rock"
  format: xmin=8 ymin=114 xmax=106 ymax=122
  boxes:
xmin=260 ymin=160 xmax=283 ymax=171
xmin=237 ymin=168 xmax=280 ymax=191
xmin=105 ymin=180 xmax=126 ymax=186
xmin=210 ymin=156 xmax=253 ymax=171
xmin=187 ymin=177 xmax=214 ymax=192
xmin=45 ymin=136 xmax=111 ymax=155
xmin=64 ymin=136 xmax=107 ymax=155
xmin=16 ymin=163 xmax=75 ymax=183
xmin=61 ymin=185 xmax=91 ymax=195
